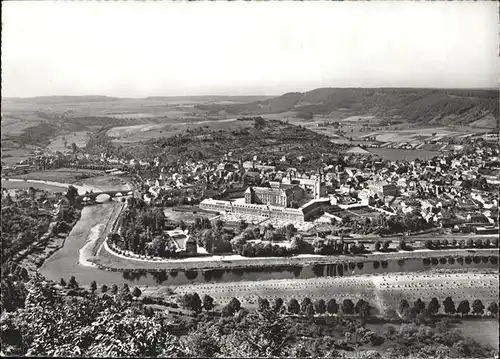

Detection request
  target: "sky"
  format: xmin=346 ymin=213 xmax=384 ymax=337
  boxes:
xmin=2 ymin=1 xmax=498 ymax=98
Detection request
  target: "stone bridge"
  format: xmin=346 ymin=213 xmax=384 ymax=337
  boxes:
xmin=79 ymin=190 xmax=134 ymax=201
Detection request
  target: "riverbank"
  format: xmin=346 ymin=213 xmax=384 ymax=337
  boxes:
xmin=39 ymin=202 xmax=124 ymax=284
xmin=93 ymin=245 xmax=498 ymax=272
xmin=79 ymin=224 xmax=104 ymax=267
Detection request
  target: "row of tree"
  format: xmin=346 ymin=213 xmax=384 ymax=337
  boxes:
xmin=181 ymin=292 xmax=372 ymax=321
xmin=399 ymin=297 xmax=498 ymax=320
xmin=425 ymin=237 xmax=499 ymax=249
xmin=59 ymin=277 xmax=143 ymax=296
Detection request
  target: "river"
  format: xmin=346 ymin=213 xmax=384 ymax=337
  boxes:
xmin=36 ymin=185 xmax=498 ymax=287
xmin=40 ymin=201 xmax=498 ymax=287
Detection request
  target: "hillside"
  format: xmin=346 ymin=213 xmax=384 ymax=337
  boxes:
xmin=194 ymin=88 xmax=499 ymax=128
xmin=2 ymin=96 xmax=120 ymax=104
xmin=145 ymin=95 xmax=272 ymax=103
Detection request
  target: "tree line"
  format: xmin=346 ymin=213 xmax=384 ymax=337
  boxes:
xmin=1 ymin=273 xmax=497 ymax=358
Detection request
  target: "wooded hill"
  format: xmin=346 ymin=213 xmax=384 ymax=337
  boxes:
xmin=195 ymin=88 xmax=499 ymax=128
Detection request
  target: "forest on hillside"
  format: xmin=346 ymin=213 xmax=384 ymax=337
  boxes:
xmin=195 ymin=88 xmax=499 ymax=128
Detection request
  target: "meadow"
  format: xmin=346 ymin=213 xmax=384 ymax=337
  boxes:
xmin=46 ymin=131 xmax=90 ymax=152
xmin=7 ymin=169 xmax=104 ymax=184
xmin=1 ymin=179 xmax=67 ymax=193
xmin=367 ymin=148 xmax=441 ymax=161
xmin=372 ymin=272 xmax=499 ymax=314
xmin=107 ymin=118 xmax=253 ymax=144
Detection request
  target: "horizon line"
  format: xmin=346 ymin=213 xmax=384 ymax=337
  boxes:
xmin=3 ymin=85 xmax=499 ymax=100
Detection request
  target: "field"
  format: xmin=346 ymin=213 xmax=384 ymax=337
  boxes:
xmin=170 ymin=276 xmax=378 ymax=309
xmin=107 ymin=118 xmax=253 ymax=144
xmin=73 ymin=175 xmax=131 ymax=192
xmin=367 ymin=319 xmax=499 ymax=350
xmin=1 ymin=147 xmax=35 ymax=165
xmin=1 ymin=179 xmax=67 ymax=193
xmin=1 ymin=96 xmax=264 ymax=148
xmin=372 ymin=272 xmax=499 ymax=313
xmin=2 ymin=170 xmax=131 ymax=195
xmin=367 ymin=148 xmax=441 ymax=161
xmin=163 ymin=206 xmax=214 ymax=223
xmin=454 ymin=320 xmax=499 ymax=348
xmin=46 ymin=131 xmax=90 ymax=152
xmin=1 ymin=112 xmax=46 ymax=138
xmin=347 ymin=206 xmax=382 ymax=219
xmin=7 ymin=169 xmax=104 ymax=184
xmin=196 ymin=88 xmax=499 ymax=129
xmin=279 ymin=113 xmax=491 ymax=151
xmin=145 ymin=269 xmax=498 ymax=316
xmin=3 ymin=91 xmax=495 ymax=159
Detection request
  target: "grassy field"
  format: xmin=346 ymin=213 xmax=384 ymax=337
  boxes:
xmin=170 ymin=275 xmax=378 ymax=309
xmin=2 ymin=172 xmax=131 ymax=194
xmin=367 ymin=318 xmax=499 ymax=350
xmin=373 ymin=272 xmax=499 ymax=314
xmin=142 ymin=269 xmax=498 ymax=318
xmin=1 ymin=112 xmax=46 ymax=138
xmin=107 ymin=118 xmax=253 ymax=143
xmin=1 ymin=179 xmax=67 ymax=193
xmin=8 ymin=169 xmax=104 ymax=184
xmin=74 ymin=175 xmax=131 ymax=192
xmin=1 ymin=147 xmax=35 ymax=165
xmin=163 ymin=206 xmax=213 ymax=223
xmin=367 ymin=148 xmax=441 ymax=161
xmin=454 ymin=319 xmax=499 ymax=348
xmin=46 ymin=131 xmax=90 ymax=152
xmin=279 ymin=113 xmax=491 ymax=149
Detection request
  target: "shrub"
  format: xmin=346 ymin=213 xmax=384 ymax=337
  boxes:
xmin=342 ymin=299 xmax=355 ymax=315
xmin=327 ymin=299 xmax=339 ymax=314
xmin=257 ymin=297 xmax=270 ymax=312
xmin=181 ymin=293 xmax=202 ymax=313
xmin=382 ymin=240 xmax=391 ymax=251
xmin=203 ymin=294 xmax=214 ymax=311
xmin=487 ymin=302 xmax=498 ymax=316
xmin=398 ymin=240 xmax=406 ymax=250
xmin=288 ymin=298 xmax=300 ymax=314
xmin=225 ymin=297 xmax=241 ymax=316
xmin=472 ymin=299 xmax=485 ymax=316
xmin=142 ymin=296 xmax=154 ymax=304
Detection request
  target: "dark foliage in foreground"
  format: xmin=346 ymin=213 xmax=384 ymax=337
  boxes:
xmin=1 ymin=276 xmax=498 ymax=358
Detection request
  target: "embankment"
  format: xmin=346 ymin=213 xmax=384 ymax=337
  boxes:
xmin=93 ymin=246 xmax=499 ymax=272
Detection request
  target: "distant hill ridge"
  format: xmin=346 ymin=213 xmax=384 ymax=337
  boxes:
xmin=145 ymin=95 xmax=272 ymax=102
xmin=3 ymin=95 xmax=272 ymax=104
xmin=3 ymin=88 xmax=498 ymax=128
xmin=3 ymin=95 xmax=120 ymax=104
xmin=194 ymin=87 xmax=499 ymax=128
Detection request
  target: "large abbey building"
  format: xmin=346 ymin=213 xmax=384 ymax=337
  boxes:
xmin=200 ymin=170 xmax=328 ymax=223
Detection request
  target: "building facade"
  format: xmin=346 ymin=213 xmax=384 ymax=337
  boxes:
xmin=368 ymin=181 xmax=399 ymax=197
xmin=199 ymin=197 xmax=330 ymax=223
xmin=244 ymin=186 xmax=292 ymax=207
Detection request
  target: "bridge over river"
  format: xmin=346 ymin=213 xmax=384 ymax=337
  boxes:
xmin=79 ymin=190 xmax=134 ymax=201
